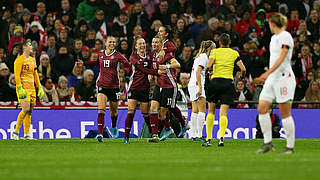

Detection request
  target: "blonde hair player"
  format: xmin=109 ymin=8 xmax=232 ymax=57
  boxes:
xmin=188 ymin=40 xmax=215 ymax=141
xmin=204 ymin=33 xmax=246 ymax=147
xmin=12 ymin=40 xmax=45 ymax=140
xmin=256 ymin=13 xmax=296 ymax=154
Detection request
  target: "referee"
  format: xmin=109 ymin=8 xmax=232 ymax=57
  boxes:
xmin=204 ymin=33 xmax=246 ymax=147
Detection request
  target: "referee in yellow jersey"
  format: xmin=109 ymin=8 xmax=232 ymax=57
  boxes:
xmin=203 ymin=33 xmax=246 ymax=147
xmin=12 ymin=40 xmax=44 ymax=140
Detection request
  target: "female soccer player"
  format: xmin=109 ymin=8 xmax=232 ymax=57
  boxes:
xmin=123 ymin=36 xmax=162 ymax=143
xmin=204 ymin=33 xmax=246 ymax=147
xmin=158 ymin=25 xmax=189 ymax=139
xmin=256 ymin=13 xmax=296 ymax=154
xmin=148 ymin=35 xmax=181 ymax=142
xmin=83 ymin=36 xmax=130 ymax=142
xmin=12 ymin=40 xmax=45 ymax=140
xmin=188 ymin=40 xmax=215 ymax=141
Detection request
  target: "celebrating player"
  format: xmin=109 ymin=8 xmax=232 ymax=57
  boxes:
xmin=256 ymin=13 xmax=296 ymax=154
xmin=148 ymin=35 xmax=180 ymax=142
xmin=123 ymin=36 xmax=161 ymax=143
xmin=188 ymin=40 xmax=215 ymax=141
xmin=204 ymin=33 xmax=246 ymax=147
xmin=83 ymin=36 xmax=130 ymax=142
xmin=12 ymin=40 xmax=45 ymax=140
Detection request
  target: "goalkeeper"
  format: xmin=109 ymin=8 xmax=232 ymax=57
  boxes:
xmin=12 ymin=40 xmax=44 ymax=140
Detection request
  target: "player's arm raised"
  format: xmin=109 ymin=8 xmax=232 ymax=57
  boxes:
xmin=259 ymin=46 xmax=289 ymax=82
xmin=236 ymin=58 xmax=246 ymax=80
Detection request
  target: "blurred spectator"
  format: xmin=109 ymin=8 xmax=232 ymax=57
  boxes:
xmin=66 ymin=86 xmax=81 ymax=102
xmin=119 ymin=76 xmax=127 ymax=101
xmin=89 ymin=9 xmax=110 ymax=34
xmin=41 ymin=77 xmax=59 ymax=103
xmin=84 ymin=29 xmax=96 ymax=48
xmin=68 ymin=62 xmax=84 ymax=88
xmin=77 ymin=0 xmax=99 ymax=22
xmin=234 ymin=9 xmax=260 ymax=39
xmin=128 ymin=25 xmax=143 ymax=48
xmin=26 ymin=21 xmax=40 ymax=44
xmin=52 ymin=46 xmax=75 ymax=82
xmin=224 ymin=19 xmax=240 ymax=50
xmin=111 ymin=12 xmax=131 ymax=40
xmin=56 ymin=75 xmax=69 ymax=101
xmin=0 ymin=63 xmax=10 ymax=83
xmin=198 ymin=17 xmax=219 ymax=43
xmin=129 ymin=2 xmax=151 ymax=32
xmin=293 ymin=44 xmax=316 ymax=81
xmin=177 ymin=72 xmax=190 ymax=102
xmin=307 ymin=9 xmax=320 ymax=42
xmin=94 ymin=39 xmax=104 ymax=52
xmin=151 ymin=0 xmax=171 ymax=25
xmin=256 ymin=108 xmax=281 ymax=138
xmin=118 ymin=39 xmax=131 ymax=59
xmin=173 ymin=18 xmax=192 ymax=46
xmin=246 ymin=41 xmax=267 ymax=79
xmin=56 ymin=25 xmax=73 ymax=49
xmin=0 ymin=19 xmax=16 ymax=50
xmin=48 ymin=19 xmax=62 ymax=38
xmin=19 ymin=8 xmax=31 ymax=34
xmin=72 ymin=39 xmax=84 ymax=60
xmin=295 ymin=68 xmax=315 ymax=101
xmin=100 ymin=0 xmax=120 ymax=23
xmin=242 ymin=25 xmax=261 ymax=48
xmin=12 ymin=3 xmax=24 ymax=23
xmin=315 ymin=68 xmax=320 ymax=81
xmin=8 ymin=25 xmax=25 ymax=53
xmin=176 ymin=45 xmax=193 ymax=73
xmin=141 ymin=0 xmax=159 ymax=15
xmin=146 ymin=20 xmax=162 ymax=43
xmin=191 ymin=14 xmax=207 ymax=48
xmin=73 ymin=19 xmax=88 ymax=41
xmin=86 ymin=49 xmax=100 ymax=80
xmin=34 ymin=2 xmax=47 ymax=25
xmin=44 ymin=13 xmax=54 ymax=34
xmin=60 ymin=11 xmax=74 ymax=31
xmin=170 ymin=0 xmax=192 ymax=16
xmin=57 ymin=0 xmax=77 ymax=23
xmin=0 ymin=73 xmax=17 ymax=101
xmin=42 ymin=34 xmax=57 ymax=60
xmin=4 ymin=42 xmax=21 ymax=73
xmin=255 ymin=9 xmax=267 ymax=35
xmin=312 ymin=42 xmax=320 ymax=66
xmin=295 ymin=20 xmax=312 ymax=40
xmin=235 ymin=79 xmax=253 ymax=108
xmin=38 ymin=53 xmax=52 ymax=79
xmin=0 ymin=48 xmax=6 ymax=62
xmin=80 ymin=46 xmax=90 ymax=62
xmin=75 ymin=69 xmax=96 ymax=101
xmin=287 ymin=9 xmax=300 ymax=34
xmin=305 ymin=80 xmax=320 ymax=108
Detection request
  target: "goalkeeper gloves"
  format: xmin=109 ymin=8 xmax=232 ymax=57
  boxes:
xmin=38 ymin=86 xmax=45 ymax=101
xmin=17 ymin=84 xmax=27 ymax=99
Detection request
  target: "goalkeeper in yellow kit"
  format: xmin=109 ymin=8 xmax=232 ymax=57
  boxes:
xmin=12 ymin=40 xmax=45 ymax=140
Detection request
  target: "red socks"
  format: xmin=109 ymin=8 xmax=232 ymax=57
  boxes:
xmin=124 ymin=112 xmax=135 ymax=138
xmin=170 ymin=107 xmax=185 ymax=126
xmin=149 ymin=113 xmax=159 ymax=135
xmin=97 ymin=112 xmax=105 ymax=135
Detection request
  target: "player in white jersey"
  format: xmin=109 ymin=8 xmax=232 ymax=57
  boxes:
xmin=256 ymin=13 xmax=296 ymax=154
xmin=188 ymin=40 xmax=215 ymax=140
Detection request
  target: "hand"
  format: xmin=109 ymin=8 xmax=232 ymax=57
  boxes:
xmin=148 ymin=75 xmax=154 ymax=82
xmin=76 ymin=60 xmax=83 ymax=66
xmin=17 ymin=85 xmax=27 ymax=99
xmin=38 ymin=86 xmax=45 ymax=101
xmin=196 ymin=88 xmax=202 ymax=98
xmin=159 ymin=65 xmax=168 ymax=70
xmin=257 ymin=72 xmax=269 ymax=83
xmin=158 ymin=69 xmax=167 ymax=75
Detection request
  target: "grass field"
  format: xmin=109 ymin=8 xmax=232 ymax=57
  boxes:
xmin=0 ymin=139 xmax=319 ymax=180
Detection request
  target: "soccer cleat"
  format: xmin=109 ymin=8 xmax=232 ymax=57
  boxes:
xmin=255 ymin=142 xmax=275 ymax=154
xmin=218 ymin=137 xmax=224 ymax=147
xmin=96 ymin=134 xmax=103 ymax=142
xmin=123 ymin=138 xmax=129 ymax=144
xmin=24 ymin=134 xmax=32 ymax=140
xmin=202 ymin=139 xmax=212 ymax=147
xmin=111 ymin=127 xmax=119 ymax=138
xmin=177 ymin=124 xmax=190 ymax=138
xmin=160 ymin=128 xmax=174 ymax=141
xmin=148 ymin=134 xmax=160 ymax=143
xmin=12 ymin=131 xmax=19 ymax=140
xmin=279 ymin=148 xmax=294 ymax=154
xmin=191 ymin=137 xmax=204 ymax=141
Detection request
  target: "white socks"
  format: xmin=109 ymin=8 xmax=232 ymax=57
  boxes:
xmin=190 ymin=112 xmax=198 ymax=138
xmin=259 ymin=113 xmax=272 ymax=144
xmin=282 ymin=116 xmax=295 ymax=149
xmin=197 ymin=112 xmax=206 ymax=138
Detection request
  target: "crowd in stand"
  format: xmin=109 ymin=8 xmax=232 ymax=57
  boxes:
xmin=0 ymin=0 xmax=320 ymax=108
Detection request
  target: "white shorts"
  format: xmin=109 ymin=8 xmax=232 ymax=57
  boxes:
xmin=259 ymin=74 xmax=296 ymax=103
xmin=188 ymin=84 xmax=206 ymax=102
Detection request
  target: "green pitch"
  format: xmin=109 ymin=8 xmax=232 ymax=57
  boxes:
xmin=0 ymin=139 xmax=319 ymax=180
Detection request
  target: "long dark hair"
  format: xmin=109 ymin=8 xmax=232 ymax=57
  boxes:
xmin=131 ymin=35 xmax=144 ymax=55
xmin=162 ymin=25 xmax=174 ymax=41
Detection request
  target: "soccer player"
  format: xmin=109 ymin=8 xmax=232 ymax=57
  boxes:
xmin=158 ymin=25 xmax=189 ymax=139
xmin=256 ymin=13 xmax=296 ymax=154
xmin=148 ymin=35 xmax=180 ymax=142
xmin=204 ymin=33 xmax=246 ymax=147
xmin=188 ymin=40 xmax=215 ymax=141
xmin=83 ymin=36 xmax=130 ymax=142
xmin=123 ymin=36 xmax=162 ymax=143
xmin=12 ymin=40 xmax=45 ymax=140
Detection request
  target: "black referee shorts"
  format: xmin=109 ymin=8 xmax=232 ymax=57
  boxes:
xmin=207 ymin=78 xmax=235 ymax=105
xmin=127 ymin=89 xmax=150 ymax=102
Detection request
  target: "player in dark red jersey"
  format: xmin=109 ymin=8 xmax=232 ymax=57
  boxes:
xmin=123 ymin=36 xmax=163 ymax=143
xmin=82 ymin=36 xmax=130 ymax=142
xmin=158 ymin=25 xmax=190 ymax=140
xmin=148 ymin=35 xmax=181 ymax=142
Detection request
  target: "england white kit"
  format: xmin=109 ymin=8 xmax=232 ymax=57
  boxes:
xmin=188 ymin=53 xmax=209 ymax=101
xmin=260 ymin=30 xmax=296 ymax=103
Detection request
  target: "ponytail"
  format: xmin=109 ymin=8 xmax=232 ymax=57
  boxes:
xmin=196 ymin=40 xmax=215 ymax=58
xmin=270 ymin=13 xmax=287 ymax=29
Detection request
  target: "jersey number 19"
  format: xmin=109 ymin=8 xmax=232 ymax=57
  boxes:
xmin=103 ymin=60 xmax=110 ymax=68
